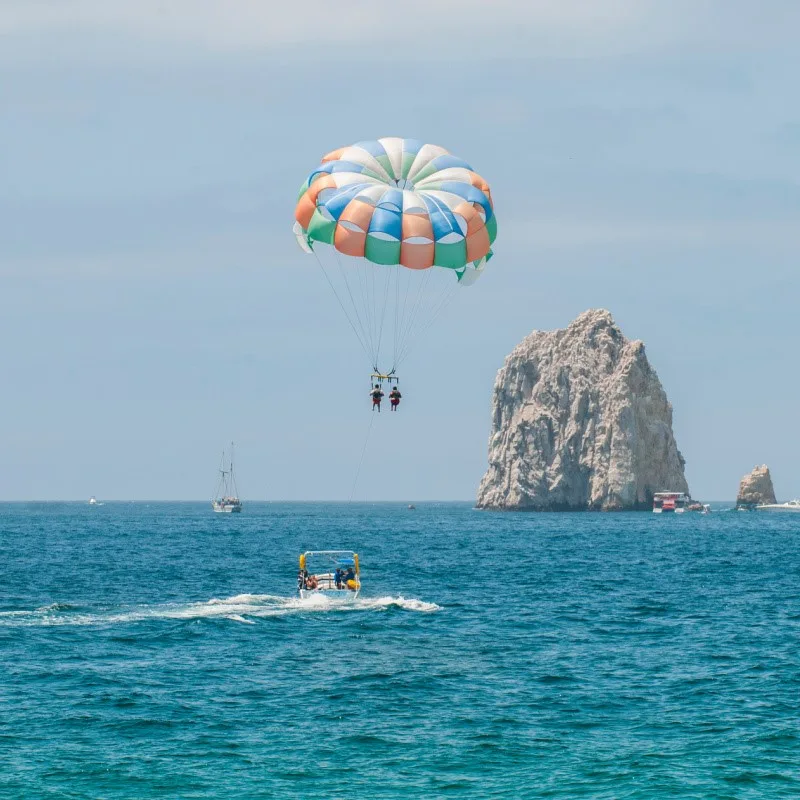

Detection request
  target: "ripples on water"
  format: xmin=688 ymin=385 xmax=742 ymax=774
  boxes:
xmin=1 ymin=502 xmax=799 ymax=798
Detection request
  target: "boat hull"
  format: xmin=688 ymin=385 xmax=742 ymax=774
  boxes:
xmin=213 ymin=503 xmax=242 ymax=513
xmin=299 ymin=589 xmax=359 ymax=601
xmin=755 ymin=504 xmax=800 ymax=513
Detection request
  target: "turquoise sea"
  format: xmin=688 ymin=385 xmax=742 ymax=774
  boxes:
xmin=2 ymin=502 xmax=799 ymax=798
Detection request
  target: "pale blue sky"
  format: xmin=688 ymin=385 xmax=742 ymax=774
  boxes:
xmin=1 ymin=1 xmax=799 ymax=501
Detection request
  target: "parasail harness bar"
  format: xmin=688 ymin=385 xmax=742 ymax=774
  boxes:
xmin=370 ymin=370 xmax=399 ymax=387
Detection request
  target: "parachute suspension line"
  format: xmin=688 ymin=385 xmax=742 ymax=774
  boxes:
xmin=332 ymin=250 xmax=374 ymax=366
xmin=353 ymin=257 xmax=371 ymax=361
xmin=369 ymin=260 xmax=381 ymax=367
xmin=392 ymin=268 xmax=420 ymax=370
xmin=349 ymin=411 xmax=375 ymax=502
xmin=374 ymin=265 xmax=393 ymax=371
xmin=392 ymin=265 xmax=401 ymax=370
xmin=312 ymin=249 xmax=372 ymax=363
xmin=398 ymin=264 xmax=413 ymax=354
xmin=395 ymin=279 xmax=459 ymax=368
xmin=356 ymin=255 xmax=379 ymax=370
xmin=392 ymin=269 xmax=418 ymax=372
xmin=393 ymin=267 xmax=433 ymax=371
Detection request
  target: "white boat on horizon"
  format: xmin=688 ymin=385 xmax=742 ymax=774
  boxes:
xmin=755 ymin=500 xmax=800 ymax=512
xmin=212 ymin=443 xmax=242 ymax=513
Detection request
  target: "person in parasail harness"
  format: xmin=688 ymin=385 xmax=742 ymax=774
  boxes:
xmin=389 ymin=386 xmax=402 ymax=411
xmin=370 ymin=385 xmax=384 ymax=412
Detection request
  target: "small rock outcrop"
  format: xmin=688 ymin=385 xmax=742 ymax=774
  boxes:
xmin=736 ymin=465 xmax=776 ymax=507
xmin=476 ymin=309 xmax=689 ymax=511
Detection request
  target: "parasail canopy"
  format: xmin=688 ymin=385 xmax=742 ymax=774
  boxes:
xmin=294 ymin=137 xmax=497 ymax=375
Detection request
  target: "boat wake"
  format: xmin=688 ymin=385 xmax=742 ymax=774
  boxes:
xmin=0 ymin=594 xmax=440 ymax=627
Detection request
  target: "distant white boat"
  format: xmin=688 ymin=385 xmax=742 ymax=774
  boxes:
xmin=88 ymin=496 xmax=104 ymax=506
xmin=755 ymin=500 xmax=800 ymax=513
xmin=212 ymin=443 xmax=242 ymax=513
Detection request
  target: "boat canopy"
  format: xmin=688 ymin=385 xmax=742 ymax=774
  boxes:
xmin=300 ymin=550 xmax=359 ymax=573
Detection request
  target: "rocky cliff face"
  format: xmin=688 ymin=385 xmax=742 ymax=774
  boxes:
xmin=476 ymin=309 xmax=689 ymax=511
xmin=736 ymin=465 xmax=776 ymax=506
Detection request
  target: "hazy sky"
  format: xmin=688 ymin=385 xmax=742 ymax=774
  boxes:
xmin=2 ymin=1 xmax=799 ymax=501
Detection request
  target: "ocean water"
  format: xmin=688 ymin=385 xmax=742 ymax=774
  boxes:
xmin=2 ymin=502 xmax=799 ymax=799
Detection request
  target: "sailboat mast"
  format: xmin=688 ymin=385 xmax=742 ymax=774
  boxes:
xmin=230 ymin=441 xmax=239 ymax=498
xmin=214 ymin=449 xmax=228 ymax=500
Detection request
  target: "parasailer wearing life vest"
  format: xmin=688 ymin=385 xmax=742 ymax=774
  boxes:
xmin=370 ymin=385 xmax=384 ymax=411
xmin=389 ymin=387 xmax=401 ymax=411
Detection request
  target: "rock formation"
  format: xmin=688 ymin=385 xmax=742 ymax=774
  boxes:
xmin=736 ymin=465 xmax=776 ymax=507
xmin=476 ymin=309 xmax=689 ymax=511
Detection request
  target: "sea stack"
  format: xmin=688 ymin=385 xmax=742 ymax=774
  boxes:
xmin=476 ymin=309 xmax=689 ymax=511
xmin=736 ymin=465 xmax=776 ymax=508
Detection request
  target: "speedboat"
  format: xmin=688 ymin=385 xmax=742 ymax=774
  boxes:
xmin=755 ymin=499 xmax=800 ymax=512
xmin=298 ymin=551 xmax=361 ymax=600
xmin=653 ymin=492 xmax=691 ymax=513
xmin=88 ymin=496 xmax=98 ymax=506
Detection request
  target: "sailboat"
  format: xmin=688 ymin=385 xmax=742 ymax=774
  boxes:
xmin=212 ymin=443 xmax=242 ymax=513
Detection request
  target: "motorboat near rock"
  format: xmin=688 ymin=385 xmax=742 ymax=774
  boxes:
xmin=653 ymin=492 xmax=709 ymax=514
xmin=652 ymin=492 xmax=691 ymax=513
xmin=298 ymin=551 xmax=361 ymax=600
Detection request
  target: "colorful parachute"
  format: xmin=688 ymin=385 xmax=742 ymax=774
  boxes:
xmin=294 ymin=137 xmax=496 ymax=377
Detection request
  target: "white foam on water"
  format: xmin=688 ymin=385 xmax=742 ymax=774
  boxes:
xmin=0 ymin=593 xmax=440 ymax=627
xmin=356 ymin=596 xmax=441 ymax=613
xmin=225 ymin=614 xmax=256 ymax=625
